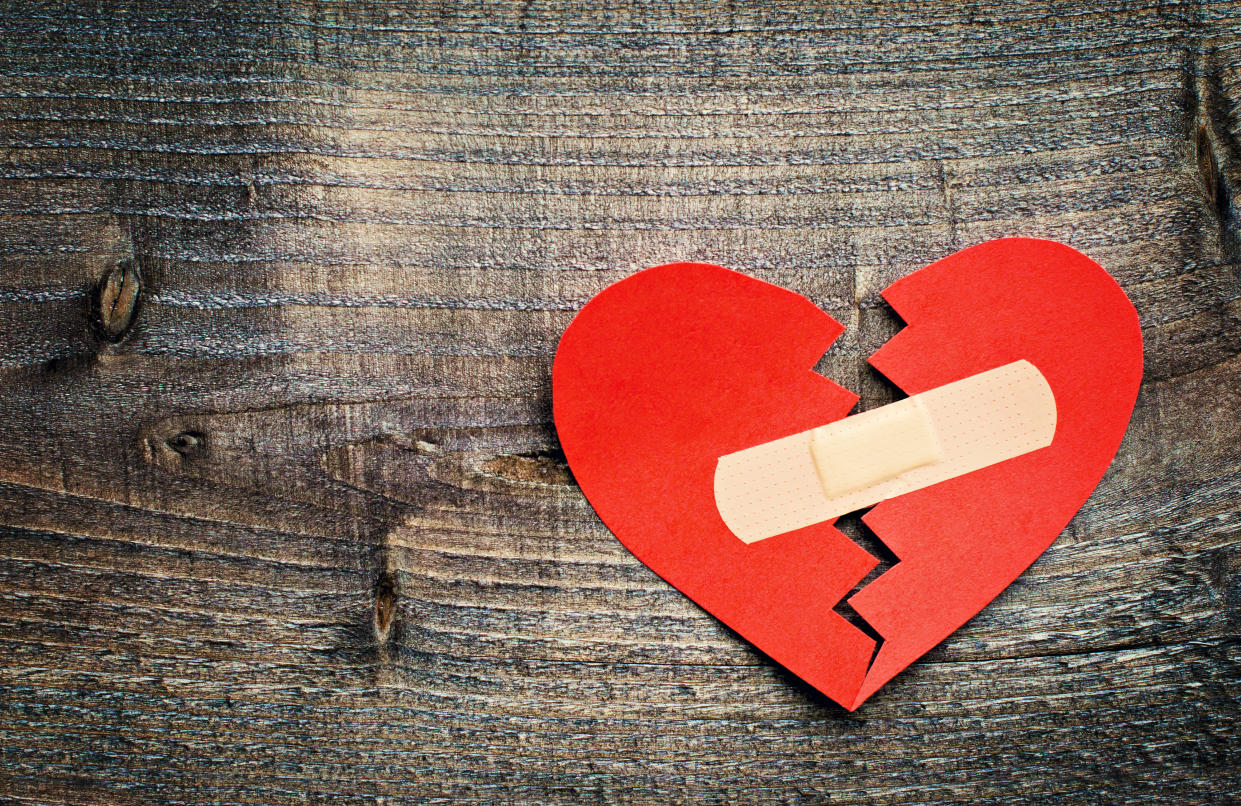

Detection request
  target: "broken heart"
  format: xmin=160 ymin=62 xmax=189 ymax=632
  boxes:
xmin=552 ymin=239 xmax=1142 ymax=710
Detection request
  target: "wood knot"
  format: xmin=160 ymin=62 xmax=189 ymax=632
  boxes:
xmin=482 ymin=448 xmax=573 ymax=486
xmin=165 ymin=430 xmax=206 ymax=458
xmin=373 ymin=571 xmax=398 ymax=643
xmin=91 ymin=258 xmax=141 ymax=342
xmin=1197 ymin=123 xmax=1222 ymax=212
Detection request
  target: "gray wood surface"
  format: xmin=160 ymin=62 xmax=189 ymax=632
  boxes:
xmin=1 ymin=1 xmax=1239 ymax=803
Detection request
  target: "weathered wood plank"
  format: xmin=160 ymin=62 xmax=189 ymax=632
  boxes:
xmin=1 ymin=1 xmax=1239 ymax=803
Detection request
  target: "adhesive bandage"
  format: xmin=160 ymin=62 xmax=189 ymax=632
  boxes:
xmin=714 ymin=360 xmax=1057 ymax=543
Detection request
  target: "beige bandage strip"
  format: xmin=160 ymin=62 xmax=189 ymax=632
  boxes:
xmin=714 ymin=360 xmax=1057 ymax=544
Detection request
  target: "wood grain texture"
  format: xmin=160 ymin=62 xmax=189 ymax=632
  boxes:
xmin=1 ymin=1 xmax=1240 ymax=802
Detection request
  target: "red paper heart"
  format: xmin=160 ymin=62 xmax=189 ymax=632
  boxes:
xmin=552 ymin=239 xmax=1142 ymax=710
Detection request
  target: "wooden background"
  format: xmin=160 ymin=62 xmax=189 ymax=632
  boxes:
xmin=1 ymin=1 xmax=1239 ymax=802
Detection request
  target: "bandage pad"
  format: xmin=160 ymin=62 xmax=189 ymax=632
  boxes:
xmin=714 ymin=360 xmax=1057 ymax=544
